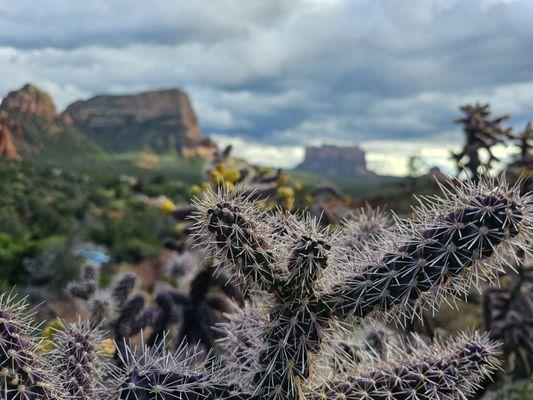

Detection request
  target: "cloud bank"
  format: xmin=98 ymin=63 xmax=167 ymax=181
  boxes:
xmin=0 ymin=0 xmax=531 ymax=174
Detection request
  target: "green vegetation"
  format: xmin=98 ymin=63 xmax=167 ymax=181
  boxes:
xmin=0 ymin=152 xmax=203 ymax=292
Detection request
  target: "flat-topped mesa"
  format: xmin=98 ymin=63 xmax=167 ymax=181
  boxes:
xmin=296 ymin=144 xmax=375 ymax=178
xmin=63 ymin=88 xmax=217 ymax=156
xmin=0 ymin=83 xmax=58 ymax=120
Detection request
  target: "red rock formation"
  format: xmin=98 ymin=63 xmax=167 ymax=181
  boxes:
xmin=0 ymin=83 xmax=99 ymax=159
xmin=0 ymin=111 xmax=21 ymax=161
xmin=0 ymin=83 xmax=58 ymax=120
xmin=63 ymin=88 xmax=217 ymax=156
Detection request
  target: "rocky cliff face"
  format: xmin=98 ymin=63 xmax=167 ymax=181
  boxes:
xmin=0 ymin=83 xmax=58 ymax=120
xmin=0 ymin=83 xmax=215 ymax=161
xmin=0 ymin=111 xmax=21 ymax=161
xmin=296 ymin=144 xmax=374 ymax=178
xmin=63 ymin=89 xmax=216 ymax=156
xmin=0 ymin=83 xmax=102 ymax=160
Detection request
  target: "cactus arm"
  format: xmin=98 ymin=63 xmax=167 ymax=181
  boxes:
xmin=0 ymin=293 xmax=61 ymax=400
xmin=112 ymin=341 xmax=246 ymax=400
xmin=249 ymin=221 xmax=333 ymax=400
xmin=321 ymin=184 xmax=529 ymax=322
xmin=311 ymin=333 xmax=500 ymax=400
xmin=191 ymin=188 xmax=286 ymax=295
xmin=51 ymin=320 xmax=109 ymax=400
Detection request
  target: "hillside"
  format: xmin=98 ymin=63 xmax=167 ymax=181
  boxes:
xmin=0 ymin=84 xmax=104 ymax=162
xmin=63 ymin=89 xmax=217 ymax=156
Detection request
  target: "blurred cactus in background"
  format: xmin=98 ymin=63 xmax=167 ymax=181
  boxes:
xmin=508 ymin=122 xmax=533 ymax=193
xmin=453 ymin=103 xmax=513 ymax=177
xmin=307 ymin=184 xmax=347 ymax=225
xmin=483 ymin=255 xmax=533 ymax=378
xmin=514 ymin=122 xmax=533 ymax=167
xmin=340 ymin=205 xmax=391 ymax=251
xmin=328 ymin=321 xmax=393 ymax=374
xmin=68 ymin=252 xmax=244 ymax=355
xmin=68 ymin=266 xmax=159 ymax=348
xmin=146 ymin=251 xmax=244 ymax=351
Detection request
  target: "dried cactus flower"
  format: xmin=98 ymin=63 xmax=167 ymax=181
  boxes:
xmin=191 ymin=176 xmax=531 ymax=400
xmin=0 ymin=293 xmax=61 ymax=400
xmin=50 ymin=319 xmax=110 ymax=400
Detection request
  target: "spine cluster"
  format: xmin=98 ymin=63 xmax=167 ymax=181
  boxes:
xmin=51 ymin=320 xmax=108 ymax=400
xmin=0 ymin=293 xmax=60 ymax=400
xmin=110 ymin=342 xmax=242 ymax=400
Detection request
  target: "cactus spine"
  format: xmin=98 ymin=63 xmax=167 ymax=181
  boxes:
xmin=51 ymin=320 xmax=109 ymax=400
xmin=0 ymin=293 xmax=61 ymax=400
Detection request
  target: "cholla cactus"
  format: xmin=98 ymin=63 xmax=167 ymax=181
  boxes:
xmin=0 ymin=293 xmax=61 ymax=400
xmin=312 ymin=332 xmax=500 ymax=400
xmin=483 ymin=258 xmax=533 ymax=377
xmin=69 ymin=269 xmax=158 ymax=345
xmin=149 ymin=253 xmax=244 ymax=351
xmin=50 ymin=320 xmax=110 ymax=400
xmin=452 ymin=102 xmax=513 ymax=177
xmin=166 ymin=251 xmax=200 ymax=279
xmin=67 ymin=264 xmax=99 ymax=301
xmin=1 ymin=176 xmax=530 ymax=400
xmin=110 ymin=341 xmax=242 ymax=400
xmin=190 ymin=176 xmax=531 ymax=400
xmin=514 ymin=122 xmax=533 ymax=166
xmin=328 ymin=321 xmax=393 ymax=374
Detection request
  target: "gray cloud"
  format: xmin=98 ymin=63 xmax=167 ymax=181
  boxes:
xmin=0 ymin=1 xmax=295 ymax=49
xmin=0 ymin=0 xmax=532 ymax=174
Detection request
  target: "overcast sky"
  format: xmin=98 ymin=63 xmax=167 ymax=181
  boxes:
xmin=1 ymin=0 xmax=532 ymax=175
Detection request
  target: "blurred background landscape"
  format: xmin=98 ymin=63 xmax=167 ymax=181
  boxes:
xmin=0 ymin=1 xmax=531 ymax=398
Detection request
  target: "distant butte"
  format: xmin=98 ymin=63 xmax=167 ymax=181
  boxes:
xmin=296 ymin=144 xmax=376 ymax=178
xmin=63 ymin=88 xmax=217 ymax=156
